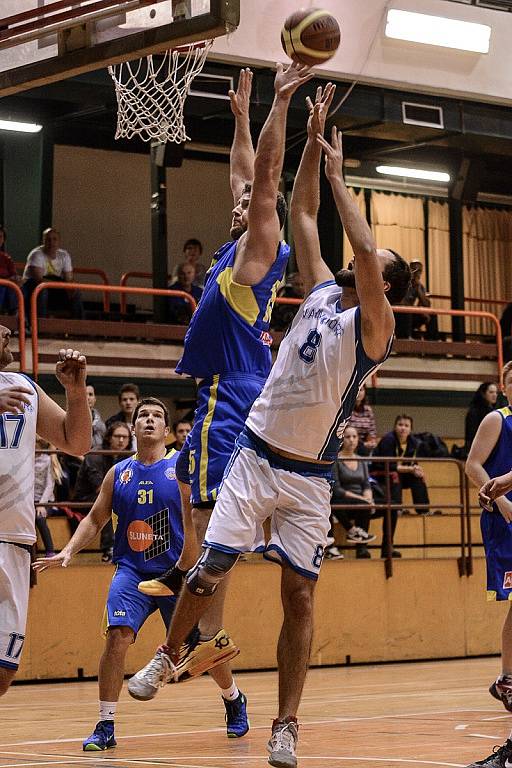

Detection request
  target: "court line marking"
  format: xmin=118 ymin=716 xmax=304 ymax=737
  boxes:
xmin=468 ymin=733 xmax=503 ymax=739
xmin=480 ymin=714 xmax=511 ymax=721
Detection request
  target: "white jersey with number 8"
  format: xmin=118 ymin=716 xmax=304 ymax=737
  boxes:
xmin=246 ymin=281 xmax=392 ymax=462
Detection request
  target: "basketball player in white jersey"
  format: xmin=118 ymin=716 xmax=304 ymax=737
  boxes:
xmin=129 ymin=88 xmax=410 ymax=767
xmin=0 ymin=325 xmax=90 ymax=696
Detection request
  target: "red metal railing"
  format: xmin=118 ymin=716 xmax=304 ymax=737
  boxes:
xmin=0 ymin=279 xmax=26 ymax=371
xmin=30 ymin=282 xmax=197 ymax=379
xmin=119 ymin=271 xmax=175 ymax=315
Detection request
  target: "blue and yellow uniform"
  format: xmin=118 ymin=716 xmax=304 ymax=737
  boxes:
xmin=482 ymin=406 xmax=512 ymax=601
xmin=175 ymin=238 xmax=290 ymax=506
xmin=105 ymin=450 xmax=183 ymax=635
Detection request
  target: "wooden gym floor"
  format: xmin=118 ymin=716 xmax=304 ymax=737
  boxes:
xmin=1 ymin=657 xmax=510 ymax=767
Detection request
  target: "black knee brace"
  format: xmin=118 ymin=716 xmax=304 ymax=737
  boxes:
xmin=186 ymin=547 xmax=239 ymax=596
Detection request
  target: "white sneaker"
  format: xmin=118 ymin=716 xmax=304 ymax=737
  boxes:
xmin=346 ymin=526 xmax=376 ymax=544
xmin=324 ymin=545 xmax=344 ymax=560
xmin=268 ymin=719 xmax=298 ymax=768
xmin=127 ymin=649 xmax=177 ymax=700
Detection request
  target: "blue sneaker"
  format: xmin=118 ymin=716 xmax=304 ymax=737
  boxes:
xmin=82 ymin=720 xmax=117 ymax=751
xmin=223 ymin=691 xmax=249 ymax=738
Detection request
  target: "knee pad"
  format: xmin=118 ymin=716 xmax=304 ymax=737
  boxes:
xmin=186 ymin=547 xmax=239 ymax=596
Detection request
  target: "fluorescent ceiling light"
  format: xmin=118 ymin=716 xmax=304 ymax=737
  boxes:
xmin=376 ymin=165 xmax=451 ymax=183
xmin=0 ymin=119 xmax=42 ymax=133
xmin=385 ymin=9 xmax=491 ymax=53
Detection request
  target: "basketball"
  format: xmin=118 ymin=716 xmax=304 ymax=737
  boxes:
xmin=281 ymin=9 xmax=341 ymax=67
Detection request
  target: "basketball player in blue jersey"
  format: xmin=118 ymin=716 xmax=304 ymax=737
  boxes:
xmin=464 ymin=361 xmax=512 ymax=768
xmin=129 ymin=88 xmax=410 ymax=767
xmin=133 ymin=63 xmax=313 ymax=704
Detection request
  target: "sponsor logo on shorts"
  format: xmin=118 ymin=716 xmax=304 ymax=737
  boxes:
xmin=119 ymin=468 xmax=133 ymax=485
xmin=165 ymin=467 xmax=176 ymax=480
xmin=113 ymin=610 xmax=126 ymax=617
xmin=504 ymin=572 xmax=512 ymax=590
xmin=127 ymin=520 xmax=165 ymax=552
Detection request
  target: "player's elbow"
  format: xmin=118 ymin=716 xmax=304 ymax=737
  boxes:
xmin=64 ymin=434 xmax=91 ymax=457
xmin=353 ymin=243 xmax=377 ymax=261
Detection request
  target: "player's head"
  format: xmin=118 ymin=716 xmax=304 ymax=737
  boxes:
xmin=230 ymin=183 xmax=287 ymax=240
xmin=172 ymin=419 xmax=192 ymax=450
xmin=118 ymin=383 xmax=140 ymax=415
xmin=0 ymin=325 xmax=13 ymax=368
xmin=394 ymin=414 xmax=413 ymax=440
xmin=104 ymin=420 xmax=132 ymax=452
xmin=335 ymin=249 xmax=411 ymax=305
xmin=503 ymin=362 xmax=512 ymax=392
xmin=132 ymin=397 xmax=170 ymax=444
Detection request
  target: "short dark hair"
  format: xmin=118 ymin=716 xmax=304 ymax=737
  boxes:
xmin=118 ymin=383 xmax=140 ymax=401
xmin=383 ymin=250 xmax=411 ymax=305
xmin=132 ymin=397 xmax=169 ymax=426
xmin=183 ymin=238 xmax=203 ymax=253
xmin=173 ymin=418 xmax=192 ymax=432
xmin=394 ymin=413 xmax=413 ymax=428
xmin=243 ymin=182 xmax=287 ymax=230
xmin=103 ymin=420 xmax=132 ymax=449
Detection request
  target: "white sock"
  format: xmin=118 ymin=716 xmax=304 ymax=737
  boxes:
xmin=99 ymin=701 xmax=117 ymax=722
xmin=221 ymin=681 xmax=239 ymax=701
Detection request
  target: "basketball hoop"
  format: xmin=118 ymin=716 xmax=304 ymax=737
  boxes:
xmin=108 ymin=39 xmax=214 ymax=144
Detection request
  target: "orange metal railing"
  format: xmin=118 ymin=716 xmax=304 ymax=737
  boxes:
xmin=0 ymin=279 xmax=26 ymax=371
xmin=119 ymin=271 xmax=175 ymax=315
xmin=30 ymin=282 xmax=197 ymax=379
xmin=16 ymin=263 xmax=111 ymax=312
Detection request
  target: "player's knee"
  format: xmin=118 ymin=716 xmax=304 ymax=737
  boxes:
xmin=282 ymin=580 xmax=315 ymax=618
xmin=106 ymin=626 xmax=135 ymax=653
xmin=0 ymin=668 xmax=16 ymax=696
xmin=186 ymin=547 xmax=239 ymax=596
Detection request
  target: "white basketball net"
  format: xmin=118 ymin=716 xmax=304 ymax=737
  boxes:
xmin=108 ymin=40 xmax=213 ymax=144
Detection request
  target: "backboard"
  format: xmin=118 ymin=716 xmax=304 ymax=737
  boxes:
xmin=0 ymin=0 xmax=239 ymax=96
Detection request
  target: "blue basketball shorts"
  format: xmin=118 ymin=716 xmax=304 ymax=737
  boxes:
xmin=481 ymin=509 xmax=512 ymax=601
xmin=104 ymin=563 xmax=176 ymax=636
xmin=176 ymin=373 xmax=266 ymax=506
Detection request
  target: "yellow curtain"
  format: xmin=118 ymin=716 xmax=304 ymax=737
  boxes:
xmin=428 ymin=200 xmax=451 ymax=333
xmin=370 ymin=192 xmax=425 ymax=264
xmin=342 ymin=188 xmax=366 ymax=266
xmin=463 ymin=206 xmax=512 ymax=336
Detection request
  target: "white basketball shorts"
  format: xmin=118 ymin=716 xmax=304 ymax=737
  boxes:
xmin=204 ymin=428 xmax=333 ymax=580
xmin=0 ymin=542 xmax=30 ymax=670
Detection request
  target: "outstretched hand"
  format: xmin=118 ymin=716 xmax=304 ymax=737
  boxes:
xmin=274 ymin=61 xmax=314 ymax=100
xmin=306 ymin=83 xmax=336 ymax=138
xmin=229 ymin=67 xmax=253 ymax=118
xmin=55 ymin=348 xmax=87 ymax=391
xmin=33 ymin=550 xmax=73 ymax=573
xmin=317 ymin=124 xmax=344 ymax=181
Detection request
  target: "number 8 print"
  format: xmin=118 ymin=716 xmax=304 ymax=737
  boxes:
xmin=299 ymin=330 xmax=322 ymax=364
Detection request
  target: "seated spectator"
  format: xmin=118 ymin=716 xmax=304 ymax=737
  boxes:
xmin=394 ymin=261 xmax=438 ymax=340
xmin=330 ymin=426 xmax=376 ymax=559
xmin=181 ymin=238 xmax=208 ymax=287
xmin=0 ymin=226 xmax=20 ymax=314
xmin=87 ymin=383 xmax=106 ymax=449
xmin=270 ymin=272 xmax=304 ymax=331
xmin=347 ymin=384 xmax=377 ymax=455
xmin=34 ymin=437 xmax=65 ymax=557
xmin=170 ymin=419 xmax=192 ymax=451
xmin=371 ymin=414 xmax=431 ymax=557
xmin=105 ymin=382 xmax=140 ymax=431
xmin=22 ymin=227 xmax=83 ymax=321
xmin=73 ymin=421 xmax=133 ymax=562
xmin=465 ymin=381 xmax=499 ymax=454
xmin=167 ymin=262 xmax=203 ymax=324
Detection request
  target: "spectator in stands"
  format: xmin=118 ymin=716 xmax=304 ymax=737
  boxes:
xmin=330 ymin=426 xmax=376 ymax=559
xmin=86 ymin=383 xmax=106 ymax=449
xmin=465 ymin=381 xmax=499 ymax=454
xmin=167 ymin=262 xmax=203 ymax=324
xmin=170 ymin=419 xmax=192 ymax=451
xmin=34 ymin=437 xmax=65 ymax=557
xmin=182 ymin=238 xmax=208 ymax=286
xmin=270 ymin=271 xmax=304 ymax=331
xmin=22 ymin=227 xmax=83 ymax=322
xmin=105 ymin=383 xmax=140 ymax=430
xmin=371 ymin=414 xmax=431 ymax=557
xmin=394 ymin=261 xmax=438 ymax=340
xmin=0 ymin=226 xmax=20 ymax=314
xmin=347 ymin=384 xmax=377 ymax=455
xmin=73 ymin=421 xmax=133 ymax=562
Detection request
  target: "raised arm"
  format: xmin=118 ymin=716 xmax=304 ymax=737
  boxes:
xmin=290 ymin=84 xmax=336 ymax=296
xmin=229 ymin=68 xmax=255 ymax=204
xmin=36 ymin=348 xmax=92 ymax=456
xmin=318 ymin=127 xmax=395 ymax=361
xmin=233 ymin=62 xmax=313 ymax=285
xmin=33 ymin=467 xmax=115 ymax=571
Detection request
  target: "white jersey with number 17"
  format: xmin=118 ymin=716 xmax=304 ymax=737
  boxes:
xmin=0 ymin=372 xmax=38 ymax=545
xmin=246 ymin=280 xmax=392 ymax=462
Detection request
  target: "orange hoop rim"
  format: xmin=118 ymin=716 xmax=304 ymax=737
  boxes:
xmin=171 ymin=38 xmax=213 ymax=54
